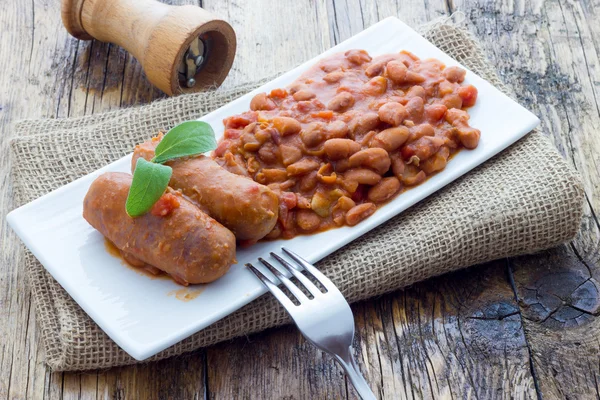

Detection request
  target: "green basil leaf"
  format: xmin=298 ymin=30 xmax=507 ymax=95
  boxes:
xmin=126 ymin=158 xmax=173 ymax=217
xmin=152 ymin=121 xmax=217 ymax=164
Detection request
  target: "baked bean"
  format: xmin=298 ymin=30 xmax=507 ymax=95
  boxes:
xmin=299 ymin=170 xmax=318 ymax=191
xmin=406 ymin=85 xmax=426 ymax=99
xmin=334 ymin=158 xmax=351 ymax=173
xmin=365 ymin=60 xmax=387 ymax=77
xmin=296 ymin=99 xmax=325 ymax=114
xmin=326 ymin=120 xmax=349 ymax=139
xmin=334 ymin=195 xmax=355 ymax=211
xmin=367 ymin=177 xmax=401 ymax=203
xmin=300 ymin=122 xmax=325 ymax=147
xmin=293 ymin=90 xmax=316 ymax=101
xmin=264 ymin=223 xmax=282 ymax=240
xmin=287 ymin=158 xmax=320 ymax=176
xmin=332 ymin=196 xmax=356 ymax=225
xmin=409 ymin=123 xmax=435 ymax=141
xmin=345 ymin=49 xmax=372 ymax=65
xmin=405 ymin=97 xmax=424 ymax=122
xmin=420 ymin=146 xmax=450 ymax=174
xmin=443 ymin=66 xmax=466 ymax=83
xmin=343 ymin=168 xmax=382 ymax=185
xmin=442 ymin=94 xmax=463 ymax=109
xmin=296 ymin=195 xmax=312 ymax=209
xmin=241 ymin=133 xmax=261 ymax=152
xmin=349 ymin=112 xmax=379 ymax=136
xmin=273 ymin=117 xmax=301 ymax=136
xmin=401 ymin=136 xmax=444 ymax=162
xmin=258 ymin=142 xmax=280 ymax=164
xmin=327 ymin=92 xmax=355 ymax=112
xmin=254 ymin=127 xmax=273 ymax=143
xmin=323 ymin=138 xmax=361 ymax=160
xmin=405 ymin=71 xmax=426 ymax=84
xmin=370 ymin=126 xmax=410 ymax=152
xmin=386 ymin=60 xmax=408 ymax=83
xmin=345 ymin=203 xmax=376 ymax=226
xmin=422 ymin=58 xmax=444 ymax=71
xmin=261 ymin=168 xmax=288 ymax=183
xmin=288 ymin=82 xmax=304 ymax=94
xmin=363 ymin=76 xmax=388 ymax=96
xmin=349 ymin=148 xmax=391 ymax=174
xmin=457 ymin=127 xmax=480 ymax=149
xmin=338 ymin=177 xmax=358 ymax=194
xmin=402 ymin=165 xmax=427 ymax=186
xmin=378 ymin=102 xmax=407 ymax=126
xmin=323 ymin=71 xmax=344 ymax=83
xmin=445 ymin=108 xmax=469 ymax=125
xmin=361 ymin=130 xmax=377 ymax=147
xmin=320 ymin=59 xmax=343 ymax=73
xmin=424 ymin=104 xmax=447 ymax=122
xmin=445 ymin=109 xmax=481 ymax=148
xmin=437 ymin=80 xmax=455 ymax=96
xmin=390 ymin=153 xmax=405 ymax=178
xmin=296 ymin=209 xmax=321 ymax=232
xmin=280 ymin=144 xmax=303 ymax=166
xmin=250 ymin=93 xmax=276 ymax=111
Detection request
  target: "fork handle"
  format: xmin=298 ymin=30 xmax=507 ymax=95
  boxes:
xmin=335 ymin=347 xmax=377 ymax=400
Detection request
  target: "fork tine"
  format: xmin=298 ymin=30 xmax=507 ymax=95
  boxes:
xmin=281 ymin=247 xmax=335 ymax=291
xmin=270 ymin=252 xmax=322 ymax=297
xmin=246 ymin=263 xmax=297 ymax=309
xmin=258 ymin=257 xmax=308 ymax=302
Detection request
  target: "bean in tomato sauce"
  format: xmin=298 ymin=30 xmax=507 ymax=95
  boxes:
xmin=212 ymin=49 xmax=480 ymax=239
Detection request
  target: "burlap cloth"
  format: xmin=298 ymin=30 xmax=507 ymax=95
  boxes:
xmin=9 ymin=20 xmax=584 ymax=371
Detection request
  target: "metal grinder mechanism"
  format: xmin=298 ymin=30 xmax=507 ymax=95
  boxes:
xmin=61 ymin=0 xmax=237 ymax=95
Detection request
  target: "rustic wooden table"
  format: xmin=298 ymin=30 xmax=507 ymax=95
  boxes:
xmin=1 ymin=0 xmax=599 ymax=398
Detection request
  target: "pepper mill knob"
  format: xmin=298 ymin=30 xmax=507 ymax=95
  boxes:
xmin=61 ymin=0 xmax=237 ymax=95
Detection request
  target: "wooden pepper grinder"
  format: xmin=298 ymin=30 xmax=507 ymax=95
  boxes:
xmin=61 ymin=0 xmax=237 ymax=95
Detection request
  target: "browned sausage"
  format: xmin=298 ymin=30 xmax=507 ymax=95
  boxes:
xmin=132 ymin=138 xmax=279 ymax=242
xmin=83 ymin=172 xmax=236 ymax=284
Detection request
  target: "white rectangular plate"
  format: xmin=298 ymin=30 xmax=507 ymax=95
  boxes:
xmin=7 ymin=17 xmax=540 ymax=360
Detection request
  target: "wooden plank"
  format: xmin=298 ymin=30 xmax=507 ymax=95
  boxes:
xmin=204 ymin=0 xmax=332 ymax=90
xmin=0 ymin=0 xmax=75 ymax=399
xmin=451 ymin=0 xmax=600 ymax=397
xmin=207 ymin=326 xmax=350 ymax=399
xmin=3 ymin=0 xmax=595 ymax=399
xmin=205 ymin=261 xmax=536 ymax=399
xmin=510 ymin=247 xmax=600 ymax=399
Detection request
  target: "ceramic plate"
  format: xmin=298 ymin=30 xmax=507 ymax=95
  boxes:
xmin=7 ymin=17 xmax=540 ymax=360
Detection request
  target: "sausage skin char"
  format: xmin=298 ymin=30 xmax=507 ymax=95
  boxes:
xmin=132 ymin=139 xmax=279 ymax=242
xmin=83 ymin=172 xmax=236 ymax=285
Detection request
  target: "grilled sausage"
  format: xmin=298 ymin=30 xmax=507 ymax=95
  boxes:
xmin=83 ymin=172 xmax=236 ymax=285
xmin=132 ymin=138 xmax=279 ymax=242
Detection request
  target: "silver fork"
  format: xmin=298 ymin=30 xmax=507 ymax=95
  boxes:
xmin=246 ymin=247 xmax=377 ymax=400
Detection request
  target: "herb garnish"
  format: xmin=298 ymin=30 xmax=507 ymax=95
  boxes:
xmin=125 ymin=121 xmax=216 ymax=217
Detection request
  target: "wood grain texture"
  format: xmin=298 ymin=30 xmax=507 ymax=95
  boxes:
xmin=452 ymin=0 xmax=600 ymax=397
xmin=205 ymin=262 xmax=535 ymax=400
xmin=0 ymin=0 xmax=598 ymax=399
